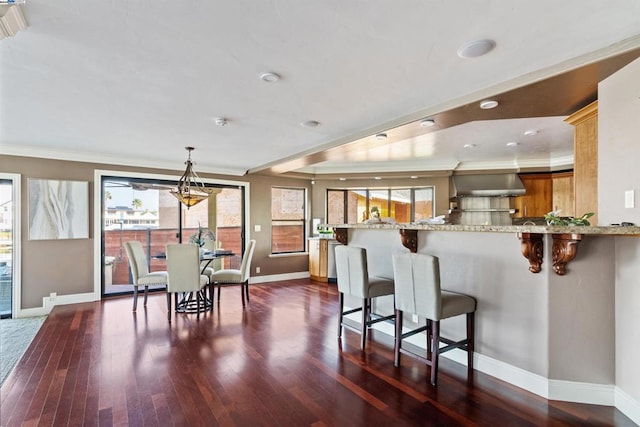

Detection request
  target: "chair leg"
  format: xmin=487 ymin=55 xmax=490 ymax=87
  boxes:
xmin=467 ymin=312 xmax=475 ymax=372
xmin=241 ymin=281 xmax=246 ymax=308
xmin=426 ymin=319 xmax=433 ymax=354
xmin=430 ymin=320 xmax=440 ymax=386
xmin=337 ymin=292 xmax=344 ymax=338
xmin=143 ymin=285 xmax=149 ymax=307
xmin=132 ymin=286 xmax=138 ymax=311
xmin=360 ymin=298 xmax=369 ymax=351
xmin=244 ymin=280 xmax=250 ymax=303
xmin=196 ymin=291 xmax=200 ymax=319
xmin=394 ymin=309 xmax=403 ymax=367
xmin=166 ymin=292 xmax=172 ymax=322
xmin=217 ymin=282 xmax=222 ymax=303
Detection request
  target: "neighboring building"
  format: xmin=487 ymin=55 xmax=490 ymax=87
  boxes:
xmin=104 ymin=206 xmax=159 ymax=230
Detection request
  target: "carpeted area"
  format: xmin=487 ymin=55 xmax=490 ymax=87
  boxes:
xmin=0 ymin=316 xmax=47 ymax=386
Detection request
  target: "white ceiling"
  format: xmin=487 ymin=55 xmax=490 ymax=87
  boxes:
xmin=1 ymin=1 xmax=640 ymax=176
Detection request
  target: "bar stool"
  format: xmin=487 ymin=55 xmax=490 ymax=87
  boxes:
xmin=335 ymin=245 xmax=395 ymax=351
xmin=392 ymin=252 xmax=476 ymax=385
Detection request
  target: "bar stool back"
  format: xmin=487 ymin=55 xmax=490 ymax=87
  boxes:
xmin=392 ymin=252 xmax=476 ymax=385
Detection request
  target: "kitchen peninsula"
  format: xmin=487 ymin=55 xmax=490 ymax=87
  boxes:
xmin=325 ymin=222 xmax=640 ymax=403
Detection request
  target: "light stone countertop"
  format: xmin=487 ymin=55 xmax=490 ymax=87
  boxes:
xmin=323 ymin=222 xmax=640 ymax=235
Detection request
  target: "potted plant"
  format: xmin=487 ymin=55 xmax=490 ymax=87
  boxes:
xmin=544 ymin=210 xmax=594 ymax=226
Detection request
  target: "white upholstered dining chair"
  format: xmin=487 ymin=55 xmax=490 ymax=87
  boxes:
xmin=124 ymin=241 xmax=168 ymax=311
xmin=166 ymin=244 xmax=211 ymax=321
xmin=208 ymin=239 xmax=256 ymax=307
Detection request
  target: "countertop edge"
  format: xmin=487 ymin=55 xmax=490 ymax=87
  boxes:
xmin=323 ymin=223 xmax=640 ymax=235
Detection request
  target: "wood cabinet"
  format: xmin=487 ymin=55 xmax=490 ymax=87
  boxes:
xmin=552 ymin=171 xmax=574 ymax=216
xmin=513 ymin=173 xmax=553 ymax=217
xmin=309 ymin=238 xmax=328 ymax=282
xmin=565 ymin=101 xmax=598 ymax=224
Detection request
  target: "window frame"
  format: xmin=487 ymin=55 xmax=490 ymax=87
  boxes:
xmin=270 ymin=186 xmax=307 ymax=255
xmin=325 ymin=186 xmax=435 ymax=224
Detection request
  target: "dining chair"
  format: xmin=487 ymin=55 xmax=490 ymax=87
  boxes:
xmin=166 ymin=244 xmax=211 ymax=321
xmin=124 ymin=241 xmax=168 ymax=311
xmin=392 ymin=252 xmax=476 ymax=385
xmin=335 ymin=245 xmax=395 ymax=351
xmin=208 ymin=239 xmax=256 ymax=307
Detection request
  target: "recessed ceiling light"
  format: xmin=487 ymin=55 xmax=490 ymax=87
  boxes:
xmin=479 ymin=100 xmax=499 ymax=109
xmin=260 ymin=72 xmax=281 ymax=83
xmin=300 ymin=120 xmax=320 ymax=128
xmin=375 ymin=133 xmax=387 ymax=140
xmin=457 ymin=39 xmax=496 ymax=58
xmin=410 ymin=175 xmax=418 ymax=179
xmin=523 ymin=129 xmax=538 ymax=136
xmin=464 ymin=143 xmax=476 ymax=149
xmin=374 ymin=177 xmax=382 ymax=180
xmin=213 ymin=117 xmax=228 ymax=126
xmin=339 ymin=177 xmax=347 ymax=181
xmin=420 ymin=118 xmax=435 ymax=127
xmin=506 ymin=142 xmax=519 ymax=147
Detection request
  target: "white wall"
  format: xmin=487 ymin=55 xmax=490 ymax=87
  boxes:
xmin=599 ymin=57 xmax=640 ymax=407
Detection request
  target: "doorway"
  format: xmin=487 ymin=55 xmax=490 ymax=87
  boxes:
xmin=100 ymin=174 xmax=247 ymax=298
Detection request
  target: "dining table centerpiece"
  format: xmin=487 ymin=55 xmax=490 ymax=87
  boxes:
xmin=189 ymin=225 xmax=215 ymax=254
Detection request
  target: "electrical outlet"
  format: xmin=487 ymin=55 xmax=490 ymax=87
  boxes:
xmin=50 ymin=292 xmax=57 ymax=300
xmin=256 ymin=266 xmax=261 ymax=274
xmin=254 ymin=224 xmax=261 ymax=232
xmin=411 ymin=314 xmax=419 ymax=323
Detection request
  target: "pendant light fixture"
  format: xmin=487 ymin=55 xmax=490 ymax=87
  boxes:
xmin=170 ymin=146 xmax=213 ymax=208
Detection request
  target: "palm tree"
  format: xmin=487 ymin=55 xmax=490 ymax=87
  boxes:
xmin=132 ymin=198 xmax=143 ymax=210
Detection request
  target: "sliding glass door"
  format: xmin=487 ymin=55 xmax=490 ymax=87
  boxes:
xmin=101 ymin=176 xmax=245 ymax=298
xmin=0 ymin=180 xmax=13 ymax=318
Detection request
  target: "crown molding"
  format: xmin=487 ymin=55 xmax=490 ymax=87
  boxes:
xmin=0 ymin=5 xmax=27 ymax=40
xmin=1 ymin=143 xmax=248 ymax=176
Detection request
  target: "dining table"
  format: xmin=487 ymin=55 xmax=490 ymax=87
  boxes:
xmin=153 ymin=249 xmax=235 ymax=313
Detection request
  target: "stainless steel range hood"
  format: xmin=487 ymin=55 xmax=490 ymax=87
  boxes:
xmin=452 ymin=174 xmax=526 ymax=197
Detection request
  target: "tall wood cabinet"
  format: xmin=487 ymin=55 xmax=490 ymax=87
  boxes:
xmin=565 ymin=100 xmax=598 ymax=224
xmin=552 ymin=172 xmax=575 ymax=216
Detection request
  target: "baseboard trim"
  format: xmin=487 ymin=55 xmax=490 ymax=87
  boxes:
xmin=615 ymin=387 xmax=640 ymax=426
xmin=16 ymin=292 xmax=98 ymax=318
xmin=249 ymin=271 xmax=310 ymax=284
xmin=549 ymin=380 xmax=615 ymax=406
xmin=356 ymin=312 xmax=627 ymax=407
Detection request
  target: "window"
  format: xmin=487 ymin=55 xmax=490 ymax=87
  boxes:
xmin=326 ymin=187 xmax=434 ymax=224
xmin=271 ymin=187 xmax=306 ymax=253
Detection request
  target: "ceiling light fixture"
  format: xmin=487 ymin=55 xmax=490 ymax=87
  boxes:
xmin=506 ymin=142 xmax=519 ymax=147
xmin=375 ymin=133 xmax=387 ymax=140
xmin=420 ymin=118 xmax=435 ymax=127
xmin=374 ymin=177 xmax=382 ymax=180
xmin=457 ymin=39 xmax=496 ymax=58
xmin=479 ymin=100 xmax=499 ymax=109
xmin=260 ymin=72 xmax=281 ymax=83
xmin=301 ymin=120 xmax=320 ymax=128
xmin=213 ymin=117 xmax=228 ymax=126
xmin=339 ymin=177 xmax=347 ymax=181
xmin=410 ymin=175 xmax=418 ymax=179
xmin=464 ymin=143 xmax=476 ymax=149
xmin=523 ymin=129 xmax=538 ymax=136
xmin=170 ymin=147 xmax=213 ymax=209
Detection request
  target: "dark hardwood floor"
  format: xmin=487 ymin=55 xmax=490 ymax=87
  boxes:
xmin=1 ymin=279 xmax=634 ymax=426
